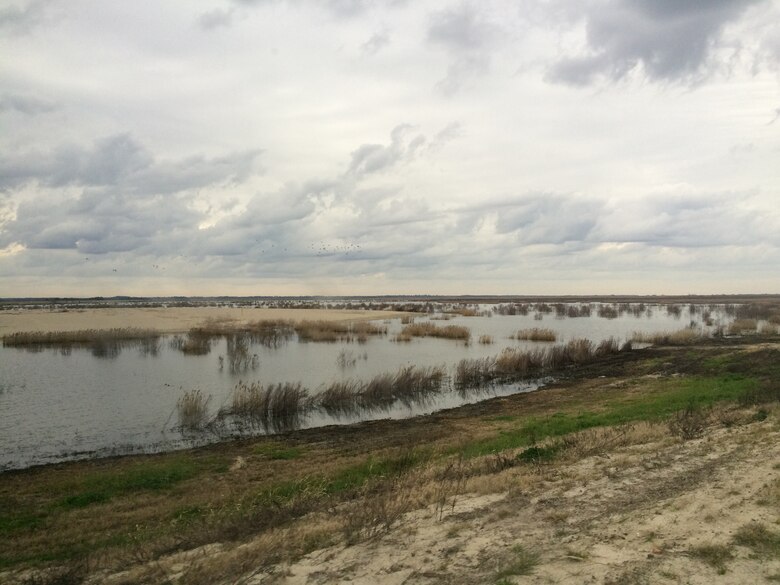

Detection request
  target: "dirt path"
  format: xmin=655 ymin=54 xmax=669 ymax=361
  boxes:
xmin=255 ymin=416 xmax=780 ymax=584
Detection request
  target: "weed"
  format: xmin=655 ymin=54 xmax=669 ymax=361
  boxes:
xmin=733 ymin=522 xmax=780 ymax=556
xmin=495 ymin=545 xmax=539 ymax=578
xmin=668 ymin=402 xmax=708 ymax=440
xmin=689 ymin=543 xmax=733 ymax=574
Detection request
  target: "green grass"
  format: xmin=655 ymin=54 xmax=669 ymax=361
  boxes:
xmin=249 ymin=450 xmax=430 ymax=508
xmin=461 ymin=375 xmax=757 ymax=458
xmin=0 ymin=455 xmax=230 ymax=543
xmin=57 ymin=457 xmax=215 ymax=510
xmin=253 ymin=444 xmax=305 ymax=460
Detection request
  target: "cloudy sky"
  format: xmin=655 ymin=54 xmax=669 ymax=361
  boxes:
xmin=1 ymin=0 xmax=779 ymax=296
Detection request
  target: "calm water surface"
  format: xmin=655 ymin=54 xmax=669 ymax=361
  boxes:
xmin=0 ymin=304 xmax=729 ymax=470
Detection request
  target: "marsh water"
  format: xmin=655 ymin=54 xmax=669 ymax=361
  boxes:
xmin=0 ymin=303 xmax=730 ymax=470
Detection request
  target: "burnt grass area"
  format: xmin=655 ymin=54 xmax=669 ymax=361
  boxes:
xmin=1 ymin=336 xmax=779 ymax=582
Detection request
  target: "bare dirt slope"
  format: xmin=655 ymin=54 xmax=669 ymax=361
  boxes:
xmin=251 ymin=415 xmax=780 ymax=584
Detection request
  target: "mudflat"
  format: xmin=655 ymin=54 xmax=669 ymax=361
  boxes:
xmin=0 ymin=307 xmax=406 ymax=336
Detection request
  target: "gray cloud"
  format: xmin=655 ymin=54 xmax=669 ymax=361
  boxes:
xmin=197 ymin=8 xmax=235 ymax=31
xmin=0 ymin=134 xmax=261 ymax=194
xmin=0 ymin=93 xmax=57 ymax=115
xmin=0 ymin=0 xmax=49 ymax=35
xmin=426 ymin=4 xmax=500 ymax=95
xmin=546 ymin=0 xmax=765 ymax=86
xmin=361 ymin=29 xmax=390 ymax=55
xmin=346 ymin=124 xmax=425 ymax=178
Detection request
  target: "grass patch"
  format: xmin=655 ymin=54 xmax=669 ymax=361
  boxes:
xmin=254 ymin=444 xmax=304 ymax=460
xmin=56 ymin=457 xmax=219 ymax=511
xmin=460 ymin=375 xmax=757 ymax=458
xmin=734 ymin=522 xmax=780 ymax=557
xmin=495 ymin=544 xmax=539 ymax=578
xmin=689 ymin=543 xmax=733 ymax=574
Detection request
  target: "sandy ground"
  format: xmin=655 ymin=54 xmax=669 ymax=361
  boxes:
xmin=0 ymin=307 xmax=407 ymax=336
xmin=244 ymin=416 xmax=780 ymax=584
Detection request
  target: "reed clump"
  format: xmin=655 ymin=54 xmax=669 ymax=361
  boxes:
xmin=631 ymin=329 xmax=705 ymax=346
xmin=458 ymin=337 xmax=626 ymax=388
xmin=224 ymin=381 xmax=313 ymax=430
xmin=478 ymin=334 xmax=494 ymax=344
xmin=399 ymin=322 xmax=470 ymax=341
xmin=319 ymin=366 xmax=446 ymax=415
xmin=512 ymin=328 xmax=557 ymax=342
xmin=728 ymin=319 xmax=758 ymax=334
xmin=295 ymin=320 xmax=386 ymax=343
xmin=2 ymin=328 xmax=160 ymax=347
xmin=454 ymin=357 xmax=496 ymax=389
xmin=176 ymin=389 xmax=211 ymax=431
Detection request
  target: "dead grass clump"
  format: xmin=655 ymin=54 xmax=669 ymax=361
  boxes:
xmin=400 ymin=322 xmax=470 ymax=341
xmin=513 ymin=328 xmax=557 ymax=342
xmin=478 ymin=334 xmax=494 ymax=344
xmin=177 ymin=389 xmax=211 ymax=431
xmin=295 ymin=320 xmax=350 ymax=342
xmin=631 ymin=328 xmax=704 ymax=346
xmin=295 ymin=320 xmax=386 ymax=343
xmin=317 ymin=366 xmax=446 ymax=414
xmin=733 ymin=522 xmax=780 ymax=557
xmin=494 ymin=347 xmax=544 ymax=377
xmin=341 ymin=477 xmax=415 ymax=545
xmin=595 ymin=337 xmax=620 ymax=356
xmin=759 ymin=323 xmax=780 ymax=335
xmin=668 ymin=403 xmax=708 ymax=440
xmin=180 ymin=330 xmax=213 ymax=355
xmin=495 ymin=545 xmax=540 ymax=579
xmin=688 ymin=543 xmax=733 ymax=574
xmin=454 ymin=357 xmax=496 ymax=390
xmin=318 ymin=381 xmax=362 ymax=416
xmin=400 ymin=315 xmax=416 ymax=324
xmin=729 ymin=319 xmax=758 ymax=334
xmin=225 ymin=382 xmax=313 ymax=431
xmin=2 ymin=328 xmax=160 ymax=346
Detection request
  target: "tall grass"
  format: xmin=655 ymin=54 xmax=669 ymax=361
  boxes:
xmin=2 ymin=328 xmax=160 ymax=346
xmin=728 ymin=319 xmax=758 ymax=334
xmin=399 ymin=322 xmax=470 ymax=341
xmin=454 ymin=337 xmax=626 ymax=389
xmin=223 ymin=382 xmax=313 ymax=431
xmin=512 ymin=328 xmax=557 ymax=342
xmin=294 ymin=320 xmax=386 ymax=343
xmin=176 ymin=390 xmax=211 ymax=431
xmin=631 ymin=329 xmax=705 ymax=345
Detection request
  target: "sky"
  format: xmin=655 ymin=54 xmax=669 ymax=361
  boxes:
xmin=1 ymin=0 xmax=779 ymax=297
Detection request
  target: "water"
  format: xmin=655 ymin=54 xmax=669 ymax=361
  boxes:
xmin=0 ymin=303 xmax=730 ymax=470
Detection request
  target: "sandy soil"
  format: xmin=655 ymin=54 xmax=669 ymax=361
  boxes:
xmin=0 ymin=307 xmax=407 ymax=336
xmin=246 ymin=416 xmax=780 ymax=584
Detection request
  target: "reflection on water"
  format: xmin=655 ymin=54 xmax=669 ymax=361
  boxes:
xmin=0 ymin=302 xmax=737 ymax=470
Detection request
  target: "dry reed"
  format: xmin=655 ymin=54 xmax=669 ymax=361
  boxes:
xmin=513 ymin=328 xmax=557 ymax=342
xmin=399 ymin=322 xmax=470 ymax=341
